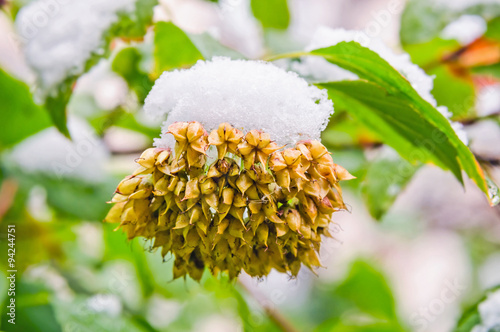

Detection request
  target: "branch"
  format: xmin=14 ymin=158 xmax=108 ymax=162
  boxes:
xmin=237 ymin=279 xmax=299 ymax=332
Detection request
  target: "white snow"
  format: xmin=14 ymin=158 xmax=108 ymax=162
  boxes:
xmin=144 ymin=57 xmax=334 ymax=148
xmin=216 ymin=0 xmax=264 ymax=59
xmin=477 ymin=83 xmax=500 ymax=117
xmin=441 ymin=15 xmax=487 ymax=45
xmin=294 ymin=26 xmax=469 ymax=144
xmin=87 ymin=294 xmax=122 ymax=317
xmin=472 ymin=289 xmax=500 ymax=332
xmin=15 ymin=0 xmax=137 ymax=95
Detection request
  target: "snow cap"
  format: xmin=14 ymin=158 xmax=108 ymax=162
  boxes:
xmin=145 ymin=57 xmax=334 ymax=148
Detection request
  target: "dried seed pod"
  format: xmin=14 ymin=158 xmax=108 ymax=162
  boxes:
xmin=237 ymin=130 xmax=282 ymax=169
xmin=208 ymin=123 xmax=244 ymax=159
xmin=105 ymin=122 xmax=353 ymax=281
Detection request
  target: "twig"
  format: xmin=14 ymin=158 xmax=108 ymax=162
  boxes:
xmin=0 ymin=179 xmax=18 ymax=221
xmin=459 ymin=110 xmax=500 ymax=125
xmin=237 ymin=279 xmax=299 ymax=332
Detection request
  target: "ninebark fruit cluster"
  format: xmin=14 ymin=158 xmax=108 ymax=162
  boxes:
xmin=105 ymin=122 xmax=353 ymax=280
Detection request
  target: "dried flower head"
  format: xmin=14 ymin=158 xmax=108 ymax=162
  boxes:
xmin=106 ymin=58 xmax=353 ymax=280
xmin=105 ymin=121 xmax=353 ymax=281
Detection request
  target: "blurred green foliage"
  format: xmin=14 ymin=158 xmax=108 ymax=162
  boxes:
xmin=0 ymin=70 xmax=51 ymax=149
xmin=1 ymin=0 xmax=500 ymax=331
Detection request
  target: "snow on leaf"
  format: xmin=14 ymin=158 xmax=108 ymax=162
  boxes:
xmin=15 ymin=0 xmax=137 ymax=95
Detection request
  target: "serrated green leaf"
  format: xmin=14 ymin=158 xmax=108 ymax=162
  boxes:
xmin=154 ymin=22 xmax=204 ymax=75
xmin=361 ymin=150 xmax=420 ymax=220
xmin=318 ymin=80 xmax=463 ymax=180
xmin=250 ymin=0 xmax=290 ymax=30
xmin=0 ymin=69 xmax=52 ymax=149
xmin=308 ymin=41 xmax=490 ymax=203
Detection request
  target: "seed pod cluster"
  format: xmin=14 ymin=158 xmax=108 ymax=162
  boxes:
xmin=105 ymin=122 xmax=354 ymax=281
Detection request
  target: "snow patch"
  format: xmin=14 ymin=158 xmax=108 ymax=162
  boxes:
xmin=144 ymin=57 xmax=334 ymax=147
xmin=441 ymin=15 xmax=487 ymax=45
xmin=15 ymin=0 xmax=136 ymax=94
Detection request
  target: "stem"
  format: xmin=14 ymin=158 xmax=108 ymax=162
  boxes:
xmin=237 ymin=279 xmax=299 ymax=332
xmin=264 ymin=51 xmax=310 ymax=62
xmin=0 ymin=179 xmax=18 ymax=221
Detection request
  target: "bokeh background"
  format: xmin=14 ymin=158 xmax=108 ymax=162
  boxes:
xmin=1 ymin=0 xmax=500 ymax=331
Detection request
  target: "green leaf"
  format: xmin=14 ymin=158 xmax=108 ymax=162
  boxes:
xmin=316 ymin=321 xmax=405 ymax=332
xmin=318 ymin=80 xmax=463 ymax=181
xmin=485 ymin=16 xmax=500 ymax=41
xmin=472 ymin=63 xmax=500 ymax=80
xmin=89 ymin=108 xmax=158 ymax=140
xmin=361 ymin=150 xmax=420 ymax=220
xmin=111 ymin=0 xmax=157 ymax=39
xmin=400 ymin=0 xmax=500 ymax=46
xmin=403 ymin=37 xmax=459 ymax=68
xmin=308 ymin=41 xmax=490 ymax=203
xmin=1 ymin=281 xmax=62 ymax=332
xmin=336 ymin=261 xmax=397 ymax=320
xmin=112 ymin=47 xmax=154 ymax=102
xmin=400 ymin=0 xmax=453 ymax=46
xmin=0 ymin=69 xmax=52 ymax=149
xmin=463 ymin=3 xmax=500 ymax=21
xmin=5 ymin=164 xmax=116 ymax=221
xmin=429 ymin=66 xmax=476 ymax=120
xmin=188 ymin=32 xmax=246 ymax=60
xmin=403 ymin=38 xmax=476 ymax=120
xmin=250 ymin=0 xmax=290 ymax=30
xmin=44 ymin=78 xmax=73 ymax=138
xmin=154 ymin=22 xmax=204 ymax=75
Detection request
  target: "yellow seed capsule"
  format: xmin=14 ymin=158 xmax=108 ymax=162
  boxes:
xmin=285 ymin=208 xmax=301 ymax=232
xmin=154 ymin=177 xmax=169 ymax=196
xmin=156 ymin=149 xmax=171 ymax=165
xmin=200 ymin=177 xmax=217 ymax=195
xmin=104 ymin=202 xmax=126 ymax=224
xmin=136 ymin=148 xmax=161 ymax=169
xmin=236 ymin=173 xmax=253 ymax=194
xmin=116 ymin=176 xmax=142 ymax=195
xmin=222 ymin=187 xmax=235 ymax=205
xmin=256 ymin=223 xmax=269 ymax=246
xmin=174 ymin=179 xmax=186 ymax=197
xmin=173 ymin=213 xmax=189 ymax=229
xmin=184 ymin=178 xmax=200 ymax=200
xmin=167 ymin=176 xmax=179 ymax=191
xmin=105 ymin=122 xmax=353 ymax=281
